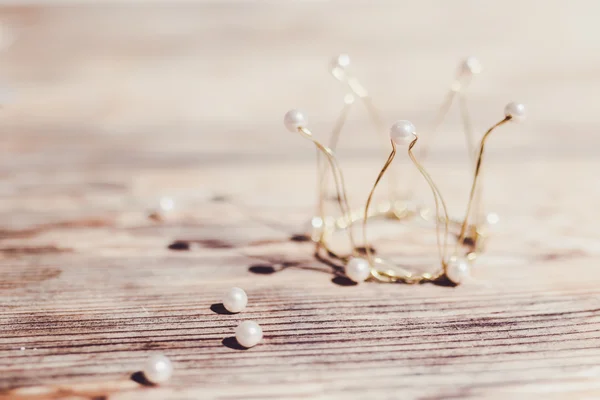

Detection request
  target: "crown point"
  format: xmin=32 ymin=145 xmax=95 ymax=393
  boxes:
xmin=331 ymin=53 xmax=350 ymax=70
xmin=284 ymin=109 xmax=308 ymax=132
xmin=462 ymin=56 xmax=482 ymax=75
xmin=390 ymin=120 xmax=416 ymax=145
xmin=504 ymin=102 xmax=526 ymax=122
xmin=330 ymin=53 xmax=351 ymax=79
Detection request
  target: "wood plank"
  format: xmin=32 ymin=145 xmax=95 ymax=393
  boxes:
xmin=1 ymin=2 xmax=600 ymax=399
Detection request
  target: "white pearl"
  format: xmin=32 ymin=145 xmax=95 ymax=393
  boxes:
xmin=504 ymin=102 xmax=526 ymax=122
xmin=486 ymin=212 xmax=500 ymax=225
xmin=330 ymin=54 xmax=351 ymax=80
xmin=222 ymin=287 xmax=248 ymax=313
xmin=159 ymin=196 xmax=174 ymax=212
xmin=235 ymin=321 xmax=263 ymax=348
xmin=331 ymin=53 xmax=351 ymax=70
xmin=446 ymin=257 xmax=471 ymax=285
xmin=284 ymin=109 xmax=307 ymax=132
xmin=143 ymin=354 xmax=173 ymax=384
xmin=462 ymin=56 xmax=482 ymax=75
xmin=389 ymin=120 xmax=416 ymax=145
xmin=345 ymin=257 xmax=371 ymax=283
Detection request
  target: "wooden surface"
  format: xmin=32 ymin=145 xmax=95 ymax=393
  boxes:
xmin=1 ymin=3 xmax=600 ymax=399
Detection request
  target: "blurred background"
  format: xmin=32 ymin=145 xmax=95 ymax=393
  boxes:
xmin=1 ymin=2 xmax=597 ymax=130
xmin=0 ymin=1 xmax=598 ymax=235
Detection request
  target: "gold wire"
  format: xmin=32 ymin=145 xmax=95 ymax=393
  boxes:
xmin=312 ymin=62 xmax=400 ymax=261
xmin=363 ymin=141 xmax=397 ymax=278
xmin=458 ymin=93 xmax=477 ymax=165
xmin=405 ymin=72 xmax=473 ymax=201
xmin=363 ymin=137 xmax=450 ymax=283
xmin=415 ymin=89 xmax=457 ymax=166
xmin=402 ymin=70 xmax=489 ymax=254
xmin=298 ymin=126 xmax=357 ymax=255
xmin=311 ymin=60 xmax=490 ymax=279
xmin=456 ymin=117 xmax=511 ymax=252
xmin=328 ymin=100 xmax=354 ymax=151
xmin=315 ymin=150 xmax=326 ymax=243
xmin=333 ymin=68 xmax=398 ymax=200
xmin=314 ymin=101 xmax=353 ymax=245
xmin=459 ymin=93 xmax=485 ymax=232
xmin=408 ymin=137 xmax=450 ymax=271
xmin=318 ymin=200 xmax=398 ymax=264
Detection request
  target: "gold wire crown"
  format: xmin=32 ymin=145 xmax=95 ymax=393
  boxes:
xmin=284 ymin=54 xmax=525 ymax=285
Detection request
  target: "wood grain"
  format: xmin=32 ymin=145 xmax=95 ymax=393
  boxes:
xmin=1 ymin=2 xmax=600 ymax=399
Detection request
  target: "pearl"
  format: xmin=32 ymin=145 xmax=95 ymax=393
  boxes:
xmin=143 ymin=354 xmax=173 ymax=384
xmin=389 ymin=120 xmax=416 ymax=145
xmin=284 ymin=109 xmax=307 ymax=132
xmin=504 ymin=102 xmax=526 ymax=122
xmin=345 ymin=257 xmax=371 ymax=283
xmin=222 ymin=287 xmax=248 ymax=313
xmin=235 ymin=321 xmax=263 ymax=348
xmin=486 ymin=212 xmax=500 ymax=225
xmin=446 ymin=257 xmax=471 ymax=285
xmin=462 ymin=56 xmax=482 ymax=75
xmin=330 ymin=53 xmax=351 ymax=80
xmin=159 ymin=196 xmax=174 ymax=212
xmin=331 ymin=53 xmax=351 ymax=70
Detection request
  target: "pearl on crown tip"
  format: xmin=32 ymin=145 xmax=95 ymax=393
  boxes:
xmin=235 ymin=321 xmax=263 ymax=348
xmin=390 ymin=120 xmax=416 ymax=145
xmin=345 ymin=257 xmax=371 ymax=283
xmin=462 ymin=56 xmax=482 ymax=74
xmin=143 ymin=354 xmax=173 ymax=384
xmin=446 ymin=257 xmax=471 ymax=285
xmin=332 ymin=53 xmax=351 ymax=70
xmin=284 ymin=109 xmax=307 ymax=132
xmin=504 ymin=102 xmax=526 ymax=122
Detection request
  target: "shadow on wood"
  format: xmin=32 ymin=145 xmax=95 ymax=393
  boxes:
xmin=210 ymin=303 xmax=234 ymax=315
xmin=130 ymin=371 xmax=154 ymax=387
xmin=222 ymin=336 xmax=248 ymax=351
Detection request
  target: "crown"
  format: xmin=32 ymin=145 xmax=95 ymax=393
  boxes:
xmin=283 ymin=55 xmax=525 ymax=286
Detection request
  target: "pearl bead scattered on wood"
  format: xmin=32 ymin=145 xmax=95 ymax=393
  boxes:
xmin=284 ymin=109 xmax=307 ymax=132
xmin=235 ymin=321 xmax=263 ymax=348
xmin=222 ymin=287 xmax=248 ymax=313
xmin=390 ymin=120 xmax=416 ymax=145
xmin=143 ymin=354 xmax=173 ymax=384
xmin=446 ymin=257 xmax=471 ymax=285
xmin=345 ymin=257 xmax=371 ymax=283
xmin=158 ymin=196 xmax=174 ymax=212
xmin=504 ymin=102 xmax=526 ymax=122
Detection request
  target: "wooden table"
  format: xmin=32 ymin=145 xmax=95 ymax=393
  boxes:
xmin=1 ymin=3 xmax=600 ymax=399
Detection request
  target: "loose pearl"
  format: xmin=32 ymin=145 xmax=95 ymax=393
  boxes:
xmin=222 ymin=287 xmax=248 ymax=313
xmin=486 ymin=212 xmax=500 ymax=225
xmin=389 ymin=120 xmax=416 ymax=145
xmin=143 ymin=354 xmax=173 ymax=384
xmin=345 ymin=257 xmax=371 ymax=283
xmin=462 ymin=56 xmax=482 ymax=75
xmin=235 ymin=321 xmax=263 ymax=348
xmin=284 ymin=109 xmax=307 ymax=132
xmin=504 ymin=102 xmax=526 ymax=122
xmin=446 ymin=257 xmax=471 ymax=285
xmin=159 ymin=196 xmax=174 ymax=212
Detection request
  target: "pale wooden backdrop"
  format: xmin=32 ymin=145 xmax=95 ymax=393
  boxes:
xmin=1 ymin=2 xmax=600 ymax=399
